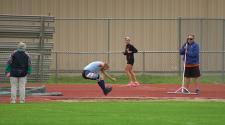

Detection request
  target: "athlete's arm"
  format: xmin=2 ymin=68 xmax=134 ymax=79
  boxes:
xmin=102 ymin=70 xmax=116 ymax=81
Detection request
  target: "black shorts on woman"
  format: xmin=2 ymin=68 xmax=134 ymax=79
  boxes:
xmin=127 ymin=57 xmax=134 ymax=65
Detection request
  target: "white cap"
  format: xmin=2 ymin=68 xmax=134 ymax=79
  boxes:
xmin=17 ymin=42 xmax=26 ymax=50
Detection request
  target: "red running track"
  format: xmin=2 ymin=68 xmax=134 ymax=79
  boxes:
xmin=1 ymin=83 xmax=225 ymax=103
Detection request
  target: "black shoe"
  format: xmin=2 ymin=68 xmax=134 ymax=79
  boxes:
xmin=195 ymin=89 xmax=200 ymax=94
xmin=103 ymin=86 xmax=112 ymax=96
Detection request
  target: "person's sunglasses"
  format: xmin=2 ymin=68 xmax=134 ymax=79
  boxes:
xmin=188 ymin=38 xmax=193 ymax=40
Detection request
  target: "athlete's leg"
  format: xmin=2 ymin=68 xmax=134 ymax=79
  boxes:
xmin=82 ymin=70 xmax=111 ymax=95
xmin=97 ymin=72 xmax=106 ymax=91
xmin=98 ymin=72 xmax=112 ymax=95
xmin=128 ymin=65 xmax=137 ymax=82
xmin=128 ymin=65 xmax=140 ymax=86
xmin=83 ymin=70 xmax=105 ymax=90
xmin=125 ymin=64 xmax=133 ymax=83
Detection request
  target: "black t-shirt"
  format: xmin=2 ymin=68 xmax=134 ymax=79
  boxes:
xmin=123 ymin=44 xmax=138 ymax=63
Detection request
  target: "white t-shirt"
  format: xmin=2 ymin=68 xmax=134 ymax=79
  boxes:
xmin=83 ymin=61 xmax=104 ymax=73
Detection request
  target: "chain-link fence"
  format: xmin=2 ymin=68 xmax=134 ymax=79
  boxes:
xmin=1 ymin=17 xmax=224 ymax=83
xmin=49 ymin=18 xmax=225 ymax=83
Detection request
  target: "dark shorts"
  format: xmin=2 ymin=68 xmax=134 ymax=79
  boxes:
xmin=127 ymin=59 xmax=134 ymax=65
xmin=184 ymin=66 xmax=201 ymax=78
xmin=82 ymin=70 xmax=100 ymax=80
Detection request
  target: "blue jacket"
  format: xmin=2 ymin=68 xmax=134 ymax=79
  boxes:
xmin=179 ymin=41 xmax=200 ymax=64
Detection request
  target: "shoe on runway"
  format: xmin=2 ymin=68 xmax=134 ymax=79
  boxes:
xmin=126 ymin=82 xmax=137 ymax=87
xmin=104 ymin=86 xmax=112 ymax=96
xmin=134 ymin=82 xmax=140 ymax=86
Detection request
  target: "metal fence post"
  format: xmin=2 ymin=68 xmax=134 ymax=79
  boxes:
xmin=199 ymin=19 xmax=203 ymax=73
xmin=178 ymin=17 xmax=182 ymax=76
xmin=222 ymin=20 xmax=225 ymax=83
xmin=39 ymin=16 xmax=45 ymax=83
xmin=55 ymin=52 xmax=59 ymax=80
xmin=142 ymin=51 xmax=145 ymax=75
xmin=107 ymin=19 xmax=110 ymax=65
xmin=37 ymin=55 xmax=40 ymax=81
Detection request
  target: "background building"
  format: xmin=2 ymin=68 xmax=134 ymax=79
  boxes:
xmin=0 ymin=0 xmax=224 ymax=78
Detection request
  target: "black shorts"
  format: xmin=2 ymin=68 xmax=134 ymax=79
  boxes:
xmin=127 ymin=59 xmax=134 ymax=65
xmin=184 ymin=66 xmax=201 ymax=78
xmin=82 ymin=70 xmax=100 ymax=80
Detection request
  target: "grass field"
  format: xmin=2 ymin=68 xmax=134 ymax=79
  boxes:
xmin=1 ymin=75 xmax=224 ymax=125
xmin=46 ymin=75 xmax=225 ymax=84
xmin=0 ymin=101 xmax=225 ymax=125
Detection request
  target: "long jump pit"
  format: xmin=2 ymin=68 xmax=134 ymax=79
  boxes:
xmin=1 ymin=83 xmax=225 ymax=103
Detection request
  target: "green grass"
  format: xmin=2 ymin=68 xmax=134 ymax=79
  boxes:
xmin=45 ymin=75 xmax=225 ymax=84
xmin=0 ymin=101 xmax=225 ymax=125
xmin=45 ymin=75 xmax=181 ymax=84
